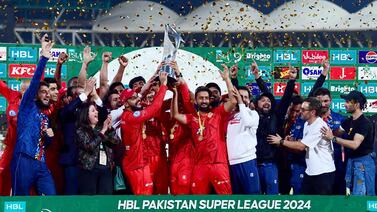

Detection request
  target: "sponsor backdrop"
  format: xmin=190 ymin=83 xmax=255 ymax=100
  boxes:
xmin=0 ymin=44 xmax=377 ymax=116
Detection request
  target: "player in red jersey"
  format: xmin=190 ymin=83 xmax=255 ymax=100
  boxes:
xmin=172 ymin=64 xmax=237 ymax=194
xmin=0 ymin=80 xmax=29 ymax=196
xmin=120 ymin=71 xmax=168 ymax=195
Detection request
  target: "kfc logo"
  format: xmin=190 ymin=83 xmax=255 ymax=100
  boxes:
xmin=9 ymin=64 xmax=36 ymax=78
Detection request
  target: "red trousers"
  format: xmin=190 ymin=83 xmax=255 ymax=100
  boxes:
xmin=147 ymin=155 xmax=169 ymax=194
xmin=190 ymin=163 xmax=232 ymax=194
xmin=0 ymin=144 xmax=14 ymax=196
xmin=123 ymin=165 xmax=153 ymax=195
xmin=170 ymin=158 xmax=192 ymax=195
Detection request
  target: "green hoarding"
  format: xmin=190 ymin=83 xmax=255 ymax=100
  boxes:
xmin=0 ymin=45 xmax=377 ymax=114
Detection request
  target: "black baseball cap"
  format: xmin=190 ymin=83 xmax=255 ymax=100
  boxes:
xmin=340 ymin=90 xmax=367 ymax=107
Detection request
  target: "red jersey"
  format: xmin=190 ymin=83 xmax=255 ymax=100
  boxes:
xmin=169 ymin=122 xmax=194 ymax=163
xmin=0 ymin=80 xmax=21 ymax=147
xmin=185 ymin=105 xmax=229 ymax=165
xmin=121 ymin=85 xmax=167 ymax=171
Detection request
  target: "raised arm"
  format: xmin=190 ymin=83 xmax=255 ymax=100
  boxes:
xmin=125 ymin=72 xmax=168 ymax=124
xmin=78 ymin=46 xmax=96 ymax=89
xmin=276 ymin=64 xmax=297 ymax=117
xmin=20 ymin=34 xmax=52 ymax=112
xmin=219 ymin=64 xmax=237 ymax=113
xmin=111 ymin=56 xmax=128 ymax=84
xmin=251 ymin=60 xmax=270 ymax=94
xmin=308 ymin=59 xmax=329 ymax=97
xmin=171 ymin=85 xmax=188 ymax=125
xmin=170 ymin=60 xmax=196 ymax=114
xmin=230 ymin=64 xmax=239 ymax=88
xmin=55 ymin=52 xmax=69 ymax=89
xmin=99 ymin=52 xmax=112 ymax=99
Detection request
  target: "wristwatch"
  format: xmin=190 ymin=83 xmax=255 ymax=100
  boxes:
xmin=279 ymin=139 xmax=285 ymax=146
xmin=331 ymin=137 xmax=337 ymax=143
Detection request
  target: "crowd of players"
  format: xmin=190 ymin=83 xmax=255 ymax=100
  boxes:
xmin=0 ymin=35 xmax=375 ymax=196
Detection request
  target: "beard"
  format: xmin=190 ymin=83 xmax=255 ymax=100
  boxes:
xmin=198 ymin=104 xmax=210 ymax=112
xmin=36 ymin=99 xmax=50 ymax=110
xmin=210 ymin=100 xmax=220 ymax=108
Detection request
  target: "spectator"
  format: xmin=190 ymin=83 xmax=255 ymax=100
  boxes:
xmin=268 ymin=97 xmax=336 ymax=195
xmin=75 ymin=102 xmax=116 ymax=195
xmin=226 ymin=87 xmax=260 ymax=194
xmin=321 ymin=90 xmax=375 ymax=195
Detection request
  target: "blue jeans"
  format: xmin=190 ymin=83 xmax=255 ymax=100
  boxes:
xmin=258 ymin=162 xmax=279 ymax=194
xmin=345 ymin=152 xmax=376 ymax=196
xmin=230 ymin=159 xmax=260 ymax=194
xmin=290 ymin=163 xmax=306 ymax=194
xmin=11 ymin=153 xmax=56 ymax=196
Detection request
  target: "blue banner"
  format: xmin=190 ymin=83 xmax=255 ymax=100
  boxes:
xmin=8 ymin=47 xmax=38 ymax=62
xmin=273 ymin=50 xmax=301 ymax=64
xmin=330 ymin=50 xmax=357 ymax=64
xmin=0 ymin=97 xmax=6 ymax=112
xmin=359 ymin=50 xmax=377 ymax=64
xmin=0 ymin=63 xmax=6 ymax=78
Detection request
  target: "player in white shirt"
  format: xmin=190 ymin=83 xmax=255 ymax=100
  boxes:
xmin=226 ymin=86 xmax=260 ymax=194
xmin=268 ymin=97 xmax=335 ymax=194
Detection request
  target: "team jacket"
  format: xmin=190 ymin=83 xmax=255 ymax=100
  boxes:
xmin=121 ymin=85 xmax=168 ymax=171
xmin=13 ymin=56 xmax=52 ymax=159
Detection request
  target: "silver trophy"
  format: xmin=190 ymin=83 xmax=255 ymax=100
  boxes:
xmin=160 ymin=24 xmax=184 ymax=84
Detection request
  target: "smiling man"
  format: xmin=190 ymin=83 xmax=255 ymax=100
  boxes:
xmin=120 ymin=72 xmax=168 ymax=195
xmin=11 ymin=34 xmax=56 ymax=196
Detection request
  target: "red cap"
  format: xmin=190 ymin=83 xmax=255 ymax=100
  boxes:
xmin=120 ymin=88 xmax=135 ymax=103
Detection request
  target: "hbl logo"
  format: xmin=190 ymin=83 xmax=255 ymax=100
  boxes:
xmin=4 ymin=202 xmax=26 ymax=212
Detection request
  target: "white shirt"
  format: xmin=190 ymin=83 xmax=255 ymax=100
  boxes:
xmin=110 ymin=106 xmax=125 ymax=139
xmin=301 ymin=117 xmax=335 ymax=176
xmin=226 ymin=104 xmax=259 ymax=165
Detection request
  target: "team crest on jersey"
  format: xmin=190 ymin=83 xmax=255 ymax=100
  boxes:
xmin=133 ymin=111 xmax=141 ymax=117
xmin=8 ymin=110 xmax=17 ymax=117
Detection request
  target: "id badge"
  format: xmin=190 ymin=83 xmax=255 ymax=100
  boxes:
xmin=99 ymin=150 xmax=107 ymax=166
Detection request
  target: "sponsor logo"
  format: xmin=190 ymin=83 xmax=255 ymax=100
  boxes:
xmin=0 ymin=63 xmax=6 ymax=78
xmin=7 ymin=80 xmax=22 ymax=91
xmin=0 ymin=97 xmax=6 ymax=112
xmin=4 ymin=201 xmax=26 ymax=212
xmin=329 ymin=83 xmax=356 ymax=95
xmin=246 ymin=66 xmax=271 ymax=80
xmin=0 ymin=47 xmax=6 ymax=61
xmin=67 ymin=48 xmax=83 ymax=62
xmin=8 ymin=64 xmax=36 ymax=78
xmin=44 ymin=64 xmax=67 ymax=79
xmin=246 ymin=50 xmax=272 ymax=63
xmin=39 ymin=48 xmax=67 ymax=63
xmin=8 ymin=47 xmax=37 ymax=62
xmin=359 ymin=51 xmax=377 ymax=64
xmin=358 ymin=66 xmax=377 ymax=80
xmin=330 ymin=67 xmax=356 ymax=80
xmin=273 ymin=67 xmax=299 ymax=79
xmin=216 ymin=50 xmax=224 ymax=62
xmin=302 ymin=50 xmax=328 ymax=64
xmin=273 ymin=50 xmax=300 ymax=64
xmin=358 ymin=83 xmax=377 ymax=97
xmin=301 ymin=66 xmax=324 ymax=80
xmin=301 ymin=82 xmax=328 ymax=96
xmin=246 ymin=82 xmax=272 ymax=96
xmin=365 ymin=100 xmax=377 ymax=113
xmin=273 ymin=82 xmax=300 ymax=96
xmin=331 ymin=99 xmax=346 ymax=112
xmin=330 ymin=50 xmax=357 ymax=64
